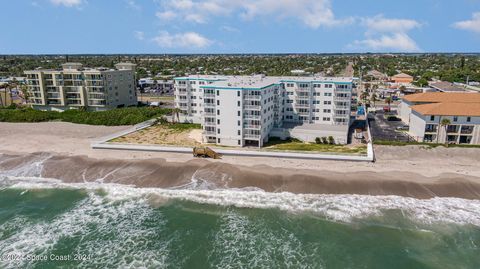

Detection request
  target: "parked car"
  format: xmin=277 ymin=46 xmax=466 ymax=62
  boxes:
xmin=396 ymin=125 xmax=409 ymax=131
xmin=383 ymin=106 xmax=391 ymax=112
xmin=386 ymin=115 xmax=401 ymax=121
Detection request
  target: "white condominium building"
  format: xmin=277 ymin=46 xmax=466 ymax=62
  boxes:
xmin=25 ymin=63 xmax=137 ymax=111
xmin=174 ymin=75 xmax=353 ymax=147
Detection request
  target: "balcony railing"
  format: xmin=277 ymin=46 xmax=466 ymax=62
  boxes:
xmin=244 ymin=134 xmax=261 ymax=139
xmin=243 ymin=125 xmax=261 ymax=130
xmin=204 ymin=93 xmax=216 ymax=98
xmin=244 ymin=95 xmax=261 ymax=101
xmin=243 ymin=105 xmax=261 ymax=110
xmin=204 ymin=121 xmax=216 ymax=127
xmin=295 ymin=103 xmax=310 ymax=108
xmin=204 ymin=103 xmax=215 ymax=108
xmin=204 ymin=111 xmax=216 ymax=116
xmin=244 ymin=115 xmax=261 ymax=120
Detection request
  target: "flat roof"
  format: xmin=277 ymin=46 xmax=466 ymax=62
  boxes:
xmin=411 ymin=102 xmax=480 ymax=117
xmin=429 ymin=81 xmax=466 ymax=92
xmin=175 ymin=75 xmax=353 ymax=89
xmin=402 ymin=92 xmax=480 ymax=103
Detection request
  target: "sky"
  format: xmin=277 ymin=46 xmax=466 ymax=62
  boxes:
xmin=1 ymin=0 xmax=480 ymax=54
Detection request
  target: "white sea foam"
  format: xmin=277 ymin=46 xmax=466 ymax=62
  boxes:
xmin=2 ymin=175 xmax=480 ymax=227
xmin=209 ymin=211 xmax=320 ymax=269
xmin=0 ymin=187 xmax=172 ymax=269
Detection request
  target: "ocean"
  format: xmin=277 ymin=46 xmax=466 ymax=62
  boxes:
xmin=1 ymin=160 xmax=480 ymax=268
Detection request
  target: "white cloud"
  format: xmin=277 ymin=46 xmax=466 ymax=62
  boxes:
xmin=156 ymin=0 xmax=352 ymax=28
xmin=453 ymin=12 xmax=480 ymax=34
xmin=126 ymin=0 xmax=141 ymax=11
xmin=50 ymin=0 xmax=82 ymax=7
xmin=353 ymin=33 xmax=420 ymax=52
xmin=152 ymin=31 xmax=213 ymax=48
xmin=156 ymin=11 xmax=176 ymax=21
xmin=134 ymin=31 xmax=145 ymax=41
xmin=363 ymin=15 xmax=421 ymax=33
xmin=351 ymin=15 xmax=421 ymax=52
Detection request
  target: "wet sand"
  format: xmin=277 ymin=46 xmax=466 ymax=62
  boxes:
xmin=1 ymin=122 xmax=480 ymax=199
xmin=1 ymin=152 xmax=480 ymax=199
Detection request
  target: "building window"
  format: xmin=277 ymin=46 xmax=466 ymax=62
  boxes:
xmin=453 ymin=116 xmax=458 ymax=122
xmin=430 ymin=115 xmax=435 ymax=121
xmin=238 ymin=101 xmax=241 ymax=107
xmin=218 ymin=138 xmax=221 ymax=143
xmin=217 ymin=100 xmax=220 ymax=105
xmin=238 ymin=130 xmax=241 ymax=136
xmin=217 ymin=129 xmax=221 ymax=134
xmin=237 ymin=91 xmax=241 ymax=97
xmin=238 ymin=140 xmax=241 ymax=145
xmin=467 ymin=117 xmax=471 ymax=122
xmin=217 ymin=119 xmax=220 ymax=124
xmin=238 ymin=111 xmax=241 ymax=116
xmin=238 ymin=120 xmax=241 ymax=126
xmin=217 ymin=110 xmax=220 ymax=115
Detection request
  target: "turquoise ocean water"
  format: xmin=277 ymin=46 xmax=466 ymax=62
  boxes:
xmin=1 ymin=166 xmax=480 ymax=268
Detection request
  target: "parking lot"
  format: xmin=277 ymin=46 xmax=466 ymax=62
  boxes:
xmin=368 ymin=109 xmax=412 ymax=142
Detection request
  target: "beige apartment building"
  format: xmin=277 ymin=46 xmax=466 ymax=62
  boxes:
xmin=399 ymin=92 xmax=480 ymax=144
xmin=24 ymin=63 xmax=137 ymax=111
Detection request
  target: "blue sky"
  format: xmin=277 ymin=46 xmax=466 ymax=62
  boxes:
xmin=1 ymin=0 xmax=480 ymax=54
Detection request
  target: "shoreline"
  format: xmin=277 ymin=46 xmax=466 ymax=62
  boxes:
xmin=2 ymin=151 xmax=480 ymax=200
xmin=1 ymin=122 xmax=480 ymax=200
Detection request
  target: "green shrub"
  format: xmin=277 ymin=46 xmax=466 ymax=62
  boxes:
xmin=315 ymin=137 xmax=321 ymax=144
xmin=0 ymin=107 xmax=171 ymax=126
xmin=321 ymin=137 xmax=328 ymax=144
xmin=328 ymin=136 xmax=335 ymax=145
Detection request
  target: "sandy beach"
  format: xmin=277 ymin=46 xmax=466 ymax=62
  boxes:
xmin=1 ymin=122 xmax=480 ymax=199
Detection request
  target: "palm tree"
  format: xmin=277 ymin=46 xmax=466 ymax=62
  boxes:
xmin=385 ymin=97 xmax=392 ymax=111
xmin=171 ymin=108 xmax=181 ymax=123
xmin=440 ymin=118 xmax=451 ymax=146
xmin=370 ymin=93 xmax=378 ymax=108
xmin=360 ymin=91 xmax=369 ymax=103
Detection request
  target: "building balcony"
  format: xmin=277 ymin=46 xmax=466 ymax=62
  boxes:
xmin=295 ymin=103 xmax=310 ymax=108
xmin=244 ymin=134 xmax=261 ymax=139
xmin=244 ymin=95 xmax=261 ymax=101
xmin=204 ymin=103 xmax=215 ymax=108
xmin=296 ymin=95 xmax=310 ymax=100
xmin=461 ymin=126 xmax=474 ymax=134
xmin=204 ymin=121 xmax=216 ymax=127
xmin=204 ymin=130 xmax=216 ymax=135
xmin=243 ymin=105 xmax=261 ymax=110
xmin=204 ymin=111 xmax=216 ymax=116
xmin=243 ymin=125 xmax=261 ymax=130
xmin=204 ymin=93 xmax=216 ymax=98
xmin=244 ymin=115 xmax=261 ymax=120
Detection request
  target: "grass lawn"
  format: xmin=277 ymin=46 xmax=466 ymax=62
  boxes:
xmin=264 ymin=139 xmax=368 ymax=155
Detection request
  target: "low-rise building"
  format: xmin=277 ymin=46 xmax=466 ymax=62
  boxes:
xmin=24 ymin=63 xmax=137 ymax=111
xmin=174 ymin=75 xmax=353 ymax=147
xmin=398 ymin=92 xmax=480 ymax=144
xmin=429 ymin=81 xmax=468 ymax=92
xmin=391 ymin=73 xmax=413 ymax=85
